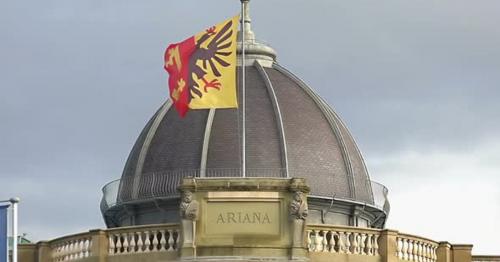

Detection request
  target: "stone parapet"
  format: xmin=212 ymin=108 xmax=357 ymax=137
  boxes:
xmin=14 ymin=178 xmax=496 ymax=262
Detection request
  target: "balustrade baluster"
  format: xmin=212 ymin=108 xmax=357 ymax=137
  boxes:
xmin=115 ymin=233 xmax=123 ymax=254
xmin=329 ymin=231 xmax=335 ymax=253
xmin=424 ymin=242 xmax=429 ymax=262
xmin=424 ymin=243 xmax=430 ymax=262
xmin=337 ymin=232 xmax=344 ymax=253
xmin=76 ymin=239 xmax=81 ymax=259
xmin=160 ymin=230 xmax=167 ymax=251
xmin=123 ymin=233 xmax=130 ymax=254
xmin=69 ymin=241 xmax=74 ymax=260
xmin=57 ymin=243 xmax=62 ymax=261
xmin=412 ymin=241 xmax=418 ymax=262
xmin=345 ymin=232 xmax=351 ymax=254
xmin=351 ymin=233 xmax=358 ymax=254
xmin=397 ymin=238 xmax=403 ymax=259
xmin=64 ymin=242 xmax=70 ymax=261
xmin=428 ymin=245 xmax=432 ymax=262
xmin=422 ymin=242 xmax=426 ymax=262
xmin=167 ymin=230 xmax=174 ymax=251
xmin=137 ymin=232 xmax=144 ymax=253
xmin=85 ymin=238 xmax=91 ymax=257
xmin=77 ymin=239 xmax=82 ymax=259
xmin=322 ymin=231 xmax=328 ymax=252
xmin=314 ymin=230 xmax=321 ymax=252
xmin=359 ymin=233 xmax=366 ymax=255
xmin=413 ymin=240 xmax=422 ymax=262
xmin=81 ymin=239 xmax=87 ymax=258
xmin=373 ymin=234 xmax=379 ymax=255
xmin=306 ymin=230 xmax=312 ymax=251
xmin=71 ymin=240 xmax=76 ymax=260
xmin=62 ymin=241 xmax=67 ymax=261
xmin=416 ymin=240 xmax=422 ymax=262
xmin=108 ymin=235 xmax=115 ymax=255
xmin=72 ymin=240 xmax=77 ymax=260
xmin=76 ymin=239 xmax=82 ymax=259
xmin=403 ymin=239 xmax=410 ymax=260
xmin=129 ymin=232 xmax=136 ymax=253
xmin=174 ymin=229 xmax=180 ymax=250
xmin=66 ymin=241 xmax=72 ymax=260
xmin=144 ymin=231 xmax=151 ymax=252
xmin=61 ymin=243 xmax=66 ymax=261
xmin=62 ymin=241 xmax=68 ymax=261
xmin=366 ymin=234 xmax=373 ymax=255
xmin=56 ymin=244 xmax=62 ymax=261
xmin=152 ymin=230 xmax=159 ymax=251
xmin=408 ymin=239 xmax=414 ymax=261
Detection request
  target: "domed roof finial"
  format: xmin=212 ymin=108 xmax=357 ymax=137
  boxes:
xmin=240 ymin=0 xmax=255 ymax=42
xmin=236 ymin=0 xmax=277 ymax=61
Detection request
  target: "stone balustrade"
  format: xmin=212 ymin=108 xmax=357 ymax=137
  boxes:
xmin=306 ymin=224 xmax=381 ymax=255
xmin=17 ymin=223 xmax=495 ymax=262
xmin=107 ymin=224 xmax=179 ymax=255
xmin=21 ymin=223 xmax=181 ymax=262
xmin=306 ymin=225 xmax=446 ymax=262
xmin=397 ymin=233 xmax=438 ymax=262
xmin=50 ymin=233 xmax=92 ymax=261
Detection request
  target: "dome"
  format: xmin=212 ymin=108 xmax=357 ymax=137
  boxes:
xmin=101 ymin=6 xmax=389 ymax=228
xmin=118 ymin=62 xmax=375 ymax=204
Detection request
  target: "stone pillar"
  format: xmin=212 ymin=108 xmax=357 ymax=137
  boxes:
xmin=379 ymin=229 xmax=399 ymax=262
xmin=36 ymin=241 xmax=52 ymax=262
xmin=89 ymin=229 xmax=108 ymax=262
xmin=17 ymin=244 xmax=36 ymax=262
xmin=452 ymin=244 xmax=473 ymax=262
xmin=178 ymin=186 xmax=199 ymax=259
xmin=289 ymin=188 xmax=309 ymax=260
xmin=437 ymin=242 xmax=452 ymax=262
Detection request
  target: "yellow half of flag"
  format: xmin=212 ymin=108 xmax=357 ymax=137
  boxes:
xmin=188 ymin=15 xmax=239 ymax=109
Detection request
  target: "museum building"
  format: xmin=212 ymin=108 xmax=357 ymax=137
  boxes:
xmin=16 ymin=1 xmax=500 ymax=261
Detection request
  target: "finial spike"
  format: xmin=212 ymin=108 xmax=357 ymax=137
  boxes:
xmin=239 ymin=0 xmax=255 ymax=41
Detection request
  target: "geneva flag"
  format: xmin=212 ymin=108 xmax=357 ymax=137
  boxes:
xmin=0 ymin=205 xmax=7 ymax=262
xmin=164 ymin=15 xmax=239 ymax=117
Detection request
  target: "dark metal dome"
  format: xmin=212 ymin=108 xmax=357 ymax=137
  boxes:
xmin=118 ymin=61 xmax=375 ymax=205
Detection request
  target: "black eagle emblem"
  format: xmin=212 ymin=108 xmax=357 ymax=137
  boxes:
xmin=188 ymin=20 xmax=235 ymax=101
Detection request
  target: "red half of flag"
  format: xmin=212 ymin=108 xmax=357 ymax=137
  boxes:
xmin=164 ymin=37 xmax=196 ymax=117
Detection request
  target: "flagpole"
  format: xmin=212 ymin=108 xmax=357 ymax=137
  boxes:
xmin=241 ymin=0 xmax=247 ymax=178
xmin=10 ymin=198 xmax=19 ymax=262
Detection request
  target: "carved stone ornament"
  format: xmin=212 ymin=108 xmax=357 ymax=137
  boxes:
xmin=289 ymin=191 xmax=308 ymax=220
xmin=180 ymin=191 xmax=199 ymax=220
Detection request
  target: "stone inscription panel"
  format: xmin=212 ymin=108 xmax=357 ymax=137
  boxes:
xmin=205 ymin=201 xmax=280 ymax=236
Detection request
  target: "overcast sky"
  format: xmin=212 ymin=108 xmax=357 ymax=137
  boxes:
xmin=1 ymin=0 xmax=499 ymax=254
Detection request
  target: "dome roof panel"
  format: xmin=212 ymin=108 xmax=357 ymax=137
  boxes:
xmin=141 ymin=109 xmax=208 ymax=174
xmin=244 ymin=67 xmax=283 ymax=172
xmin=264 ymin=66 xmax=352 ymax=199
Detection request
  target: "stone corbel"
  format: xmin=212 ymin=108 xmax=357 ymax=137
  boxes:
xmin=288 ymin=178 xmax=310 ymax=260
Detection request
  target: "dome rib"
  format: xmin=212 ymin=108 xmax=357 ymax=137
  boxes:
xmin=254 ymin=61 xmax=289 ymax=176
xmin=130 ymin=100 xmax=172 ymax=199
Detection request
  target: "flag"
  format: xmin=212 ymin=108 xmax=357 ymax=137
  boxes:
xmin=0 ymin=205 xmax=8 ymax=262
xmin=164 ymin=15 xmax=239 ymax=117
